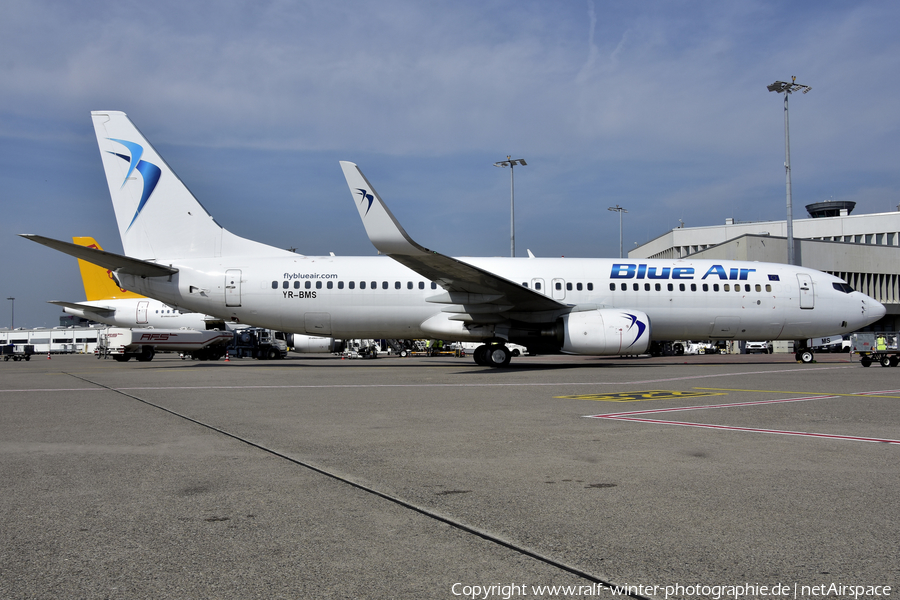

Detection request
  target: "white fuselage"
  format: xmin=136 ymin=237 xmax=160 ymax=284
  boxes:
xmin=116 ymin=255 xmax=881 ymax=345
xmin=62 ymin=298 xmax=214 ymax=330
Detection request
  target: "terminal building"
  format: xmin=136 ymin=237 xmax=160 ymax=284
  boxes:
xmin=629 ymin=201 xmax=900 ymax=332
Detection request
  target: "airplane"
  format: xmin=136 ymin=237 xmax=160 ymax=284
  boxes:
xmin=21 ymin=111 xmax=886 ymax=367
xmin=49 ymin=236 xmax=225 ymax=330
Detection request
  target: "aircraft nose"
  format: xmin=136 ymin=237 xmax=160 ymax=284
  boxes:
xmin=869 ymin=298 xmax=887 ymax=321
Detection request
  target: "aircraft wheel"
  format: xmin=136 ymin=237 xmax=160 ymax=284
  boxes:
xmin=473 ymin=345 xmax=489 ymax=366
xmin=880 ymin=354 xmax=892 ymax=367
xmin=860 ymin=356 xmax=872 ymax=367
xmin=486 ymin=345 xmax=512 ymax=368
xmin=798 ymin=349 xmax=814 ymax=364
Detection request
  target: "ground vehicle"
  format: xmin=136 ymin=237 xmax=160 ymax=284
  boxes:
xmin=745 ymin=341 xmax=772 ymax=354
xmin=851 ymin=333 xmax=900 ymax=367
xmin=2 ymin=344 xmax=34 ymax=361
xmin=96 ymin=328 xmax=233 ymax=361
xmin=228 ymin=328 xmax=288 ymax=360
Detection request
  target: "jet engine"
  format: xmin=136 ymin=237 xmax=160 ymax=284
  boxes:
xmin=556 ymin=309 xmax=651 ymax=355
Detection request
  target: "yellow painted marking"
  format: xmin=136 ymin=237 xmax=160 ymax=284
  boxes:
xmin=555 ymin=390 xmax=728 ymax=403
xmin=695 ymin=387 xmax=900 ymax=399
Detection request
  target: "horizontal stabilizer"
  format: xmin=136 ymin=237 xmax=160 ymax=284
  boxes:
xmin=47 ymin=301 xmax=116 ymax=314
xmin=20 ymin=234 xmax=178 ymax=278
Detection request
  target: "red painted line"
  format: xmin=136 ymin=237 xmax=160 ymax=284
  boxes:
xmin=593 ymin=416 xmax=900 ymax=445
xmin=588 ymin=395 xmax=836 ymax=419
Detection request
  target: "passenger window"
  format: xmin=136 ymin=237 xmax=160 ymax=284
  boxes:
xmin=419 ymin=282 xmax=425 ymax=289
xmin=713 ymin=284 xmax=719 ymax=292
xmin=338 ymin=281 xmax=344 ymax=289
xmin=644 ymin=283 xmax=650 ymax=291
xmin=765 ymin=284 xmax=772 ymax=292
xmin=755 ymin=284 xmax=761 ymax=292
xmin=294 ymin=281 xmax=300 ymax=289
xmin=555 ymin=282 xmax=562 ymax=291
xmin=566 ymin=283 xmax=572 ymax=291
xmin=431 ymin=282 xmax=437 ymax=289
xmin=305 ymin=281 xmax=311 ymax=289
xmin=282 ymin=281 xmax=289 ymax=289
xmin=271 ymin=281 xmax=277 ymax=289
xmin=702 ymin=284 xmax=708 ymax=292
xmin=655 ymin=283 xmax=661 ymax=291
xmin=576 ymin=283 xmax=583 ymax=291
xmin=349 ymin=281 xmax=355 ymax=289
xmin=620 ymin=283 xmax=627 ymax=291
xmin=371 ymin=281 xmax=377 ymax=289
xmin=667 ymin=283 xmax=674 ymax=291
xmin=679 ymin=283 xmax=685 ymax=292
xmin=609 ymin=283 xmax=616 ymax=291
xmin=395 ymin=281 xmax=401 ymax=289
xmin=587 ymin=283 xmax=593 ymax=291
xmin=633 ymin=283 xmax=639 ymax=291
xmin=535 ymin=282 xmax=542 ymax=290
xmin=327 ymin=281 xmax=333 ymax=289
xmin=316 ymin=281 xmax=322 ymax=289
xmin=690 ymin=284 xmax=696 ymax=291
xmin=724 ymin=284 xmax=730 ymax=291
xmin=407 ymin=282 xmax=413 ymax=289
xmin=360 ymin=281 xmax=366 ymax=289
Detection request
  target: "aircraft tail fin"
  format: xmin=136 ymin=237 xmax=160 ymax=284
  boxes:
xmin=72 ymin=237 xmax=145 ymax=301
xmin=91 ymin=111 xmax=292 ymax=260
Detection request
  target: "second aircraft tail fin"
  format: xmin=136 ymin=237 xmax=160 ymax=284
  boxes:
xmin=72 ymin=237 xmax=145 ymax=301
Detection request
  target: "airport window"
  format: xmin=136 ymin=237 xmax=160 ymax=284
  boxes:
xmin=305 ymin=281 xmax=311 ymax=289
xmin=702 ymin=284 xmax=709 ymax=292
xmin=316 ymin=281 xmax=322 ymax=289
xmin=655 ymin=283 xmax=661 ymax=291
xmin=349 ymin=281 xmax=355 ymax=289
xmin=282 ymin=281 xmax=289 ymax=289
xmin=576 ymin=283 xmax=583 ymax=291
xmin=338 ymin=281 xmax=344 ymax=289
xmin=587 ymin=283 xmax=593 ymax=291
xmin=633 ymin=283 xmax=639 ymax=291
xmin=610 ymin=283 xmax=616 ymax=291
xmin=679 ymin=283 xmax=685 ymax=292
xmin=644 ymin=283 xmax=650 ymax=291
xmin=271 ymin=281 xmax=277 ymax=289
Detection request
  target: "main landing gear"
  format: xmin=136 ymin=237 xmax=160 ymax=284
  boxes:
xmin=473 ymin=344 xmax=511 ymax=368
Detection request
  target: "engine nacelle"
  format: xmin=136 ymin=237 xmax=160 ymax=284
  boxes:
xmin=290 ymin=334 xmax=336 ymax=353
xmin=559 ymin=309 xmax=651 ymax=355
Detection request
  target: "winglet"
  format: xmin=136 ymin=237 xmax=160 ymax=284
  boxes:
xmin=339 ymin=161 xmax=430 ymax=256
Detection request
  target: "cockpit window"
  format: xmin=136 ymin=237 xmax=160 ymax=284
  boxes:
xmin=832 ymin=282 xmax=854 ymax=294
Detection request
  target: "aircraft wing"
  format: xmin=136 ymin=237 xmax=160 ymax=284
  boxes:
xmin=48 ymin=301 xmax=115 ymax=315
xmin=20 ymin=235 xmax=178 ymax=278
xmin=339 ymin=162 xmax=566 ymax=314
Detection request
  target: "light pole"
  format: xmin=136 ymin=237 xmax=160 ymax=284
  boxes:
xmin=6 ymin=297 xmax=13 ymax=330
xmin=608 ymin=205 xmax=627 ymax=258
xmin=767 ymin=77 xmax=811 ymax=266
xmin=493 ymin=156 xmax=527 ymax=257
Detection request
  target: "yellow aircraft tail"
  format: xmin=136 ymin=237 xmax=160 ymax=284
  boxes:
xmin=72 ymin=237 xmax=145 ymax=301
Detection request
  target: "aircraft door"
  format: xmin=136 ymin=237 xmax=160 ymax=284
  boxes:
xmin=551 ymin=278 xmax=566 ymax=300
xmin=136 ymin=300 xmax=149 ymax=324
xmin=531 ymin=278 xmax=546 ymax=295
xmin=797 ymin=274 xmax=814 ymax=309
xmin=225 ymin=269 xmax=242 ymax=307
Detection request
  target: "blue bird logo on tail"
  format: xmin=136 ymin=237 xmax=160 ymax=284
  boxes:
xmin=106 ymin=138 xmax=161 ymax=231
xmin=355 ymin=188 xmax=374 ymax=216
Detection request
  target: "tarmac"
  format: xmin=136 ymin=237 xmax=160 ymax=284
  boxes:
xmin=1 ymin=351 xmax=898 ymax=599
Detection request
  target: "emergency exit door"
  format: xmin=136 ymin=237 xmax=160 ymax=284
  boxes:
xmin=225 ymin=269 xmax=242 ymax=307
xmin=797 ymin=273 xmax=814 ymax=309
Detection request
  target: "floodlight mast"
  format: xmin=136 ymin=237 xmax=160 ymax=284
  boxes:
xmin=767 ymin=77 xmax=811 ymax=266
xmin=493 ymin=156 xmax=527 ymax=257
xmin=608 ymin=205 xmax=627 ymax=258
xmin=6 ymin=297 xmax=13 ymax=330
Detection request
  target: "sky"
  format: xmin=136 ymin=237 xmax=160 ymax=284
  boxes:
xmin=2 ymin=0 xmax=899 ymax=328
